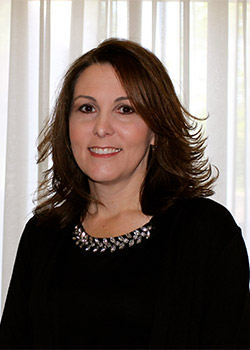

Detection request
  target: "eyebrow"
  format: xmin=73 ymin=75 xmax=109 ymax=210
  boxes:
xmin=73 ymin=95 xmax=130 ymax=103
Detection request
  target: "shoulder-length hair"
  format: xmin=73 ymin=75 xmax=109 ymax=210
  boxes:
xmin=35 ymin=38 xmax=217 ymax=227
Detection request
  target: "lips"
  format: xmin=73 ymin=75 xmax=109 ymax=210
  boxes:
xmin=89 ymin=147 xmax=122 ymax=155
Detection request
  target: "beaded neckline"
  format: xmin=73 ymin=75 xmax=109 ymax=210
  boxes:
xmin=72 ymin=221 xmax=153 ymax=253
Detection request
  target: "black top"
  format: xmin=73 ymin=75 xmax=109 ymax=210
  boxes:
xmin=0 ymin=198 xmax=250 ymax=349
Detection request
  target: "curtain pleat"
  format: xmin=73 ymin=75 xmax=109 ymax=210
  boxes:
xmin=181 ymin=0 xmax=190 ymax=109
xmin=2 ymin=0 xmax=30 ymax=309
xmin=227 ymin=0 xmax=237 ymax=215
xmin=69 ymin=0 xmax=84 ymax=62
xmin=242 ymin=0 xmax=250 ymax=249
xmin=38 ymin=0 xmax=51 ymax=182
xmin=206 ymin=0 xmax=228 ymax=205
xmin=245 ymin=0 xmax=250 ymax=249
xmin=151 ymin=0 xmax=157 ymax=52
xmin=128 ymin=0 xmax=142 ymax=42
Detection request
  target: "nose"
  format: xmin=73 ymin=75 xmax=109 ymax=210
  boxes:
xmin=93 ymin=112 xmax=114 ymax=138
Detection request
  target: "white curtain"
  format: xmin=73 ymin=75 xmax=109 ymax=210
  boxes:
xmin=0 ymin=0 xmax=249 ymax=310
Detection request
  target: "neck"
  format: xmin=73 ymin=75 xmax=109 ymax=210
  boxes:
xmin=83 ymin=177 xmax=152 ymax=238
xmin=87 ymin=180 xmax=143 ymax=218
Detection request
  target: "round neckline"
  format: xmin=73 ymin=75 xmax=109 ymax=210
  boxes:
xmin=72 ymin=217 xmax=154 ymax=253
xmin=81 ymin=216 xmax=154 ymax=239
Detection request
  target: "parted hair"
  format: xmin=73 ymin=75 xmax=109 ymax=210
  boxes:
xmin=35 ymin=38 xmax=217 ymax=227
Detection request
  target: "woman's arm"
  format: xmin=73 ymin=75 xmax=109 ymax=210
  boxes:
xmin=201 ymin=227 xmax=250 ymax=348
xmin=0 ymin=219 xmax=34 ymax=349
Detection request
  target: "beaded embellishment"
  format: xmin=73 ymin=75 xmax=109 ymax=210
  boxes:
xmin=72 ymin=223 xmax=153 ymax=253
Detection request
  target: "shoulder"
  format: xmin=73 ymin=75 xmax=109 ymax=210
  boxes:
xmin=22 ymin=212 xmax=74 ymax=238
xmin=179 ymin=198 xmax=242 ymax=246
xmin=153 ymin=199 xmax=250 ymax=288
xmin=154 ymin=198 xmax=244 ymax=260
xmin=156 ymin=197 xmax=239 ymax=231
xmin=179 ymin=197 xmax=239 ymax=232
xmin=20 ymin=214 xmax=61 ymax=244
xmin=18 ymin=213 xmax=75 ymax=261
xmin=176 ymin=197 xmax=236 ymax=220
xmin=180 ymin=198 xmax=240 ymax=242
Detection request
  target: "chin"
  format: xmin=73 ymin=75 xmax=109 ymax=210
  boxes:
xmin=87 ymin=172 xmax=120 ymax=184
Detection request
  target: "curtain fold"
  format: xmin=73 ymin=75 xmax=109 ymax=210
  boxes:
xmin=38 ymin=0 xmax=51 ymax=180
xmin=69 ymin=0 xmax=84 ymax=62
xmin=128 ymin=0 xmax=142 ymax=42
xmin=181 ymin=0 xmax=190 ymax=108
xmin=245 ymin=1 xmax=250 ymax=246
xmin=1 ymin=0 xmax=249 ymax=311
xmin=2 ymin=0 xmax=30 ymax=310
xmin=206 ymin=0 xmax=228 ymax=205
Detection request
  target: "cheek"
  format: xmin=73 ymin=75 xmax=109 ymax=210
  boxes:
xmin=69 ymin=120 xmax=77 ymax=144
xmin=69 ymin=120 xmax=74 ymax=143
xmin=69 ymin=121 xmax=84 ymax=148
xmin=123 ymin=126 xmax=154 ymax=149
xmin=130 ymin=119 xmax=154 ymax=145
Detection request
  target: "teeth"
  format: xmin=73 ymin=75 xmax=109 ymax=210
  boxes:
xmin=90 ymin=147 xmax=122 ymax=155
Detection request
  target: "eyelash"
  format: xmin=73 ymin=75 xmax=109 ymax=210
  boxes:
xmin=79 ymin=104 xmax=135 ymax=115
xmin=79 ymin=104 xmax=96 ymax=113
xmin=117 ymin=105 xmax=135 ymax=115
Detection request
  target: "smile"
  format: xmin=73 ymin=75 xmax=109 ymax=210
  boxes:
xmin=89 ymin=147 xmax=122 ymax=155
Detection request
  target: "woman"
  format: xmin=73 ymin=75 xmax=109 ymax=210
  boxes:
xmin=0 ymin=38 xmax=249 ymax=349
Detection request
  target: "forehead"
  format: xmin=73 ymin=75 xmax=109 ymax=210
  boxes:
xmin=74 ymin=64 xmax=125 ymax=96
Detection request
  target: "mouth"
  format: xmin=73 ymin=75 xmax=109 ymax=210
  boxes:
xmin=88 ymin=147 xmax=122 ymax=155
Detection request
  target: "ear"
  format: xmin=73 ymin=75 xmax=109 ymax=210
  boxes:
xmin=150 ymin=133 xmax=155 ymax=146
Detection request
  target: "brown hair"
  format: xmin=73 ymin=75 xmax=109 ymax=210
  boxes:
xmin=35 ymin=38 xmax=217 ymax=227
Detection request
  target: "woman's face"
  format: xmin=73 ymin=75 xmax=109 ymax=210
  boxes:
xmin=69 ymin=63 xmax=154 ymax=188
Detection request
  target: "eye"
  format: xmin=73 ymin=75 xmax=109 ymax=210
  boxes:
xmin=79 ymin=104 xmax=96 ymax=113
xmin=117 ymin=105 xmax=135 ymax=115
